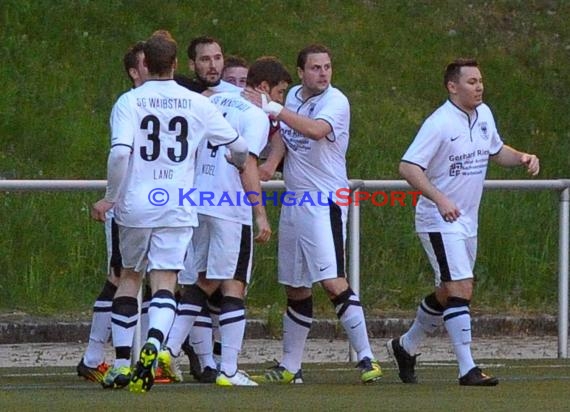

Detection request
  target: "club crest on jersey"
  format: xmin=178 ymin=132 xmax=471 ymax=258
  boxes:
xmin=308 ymin=103 xmax=316 ymax=116
xmin=479 ymin=122 xmax=489 ymax=140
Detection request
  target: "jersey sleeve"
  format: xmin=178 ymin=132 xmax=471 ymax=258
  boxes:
xmin=401 ymin=117 xmax=442 ymax=169
xmin=486 ymin=108 xmax=504 ymax=155
xmin=239 ymin=110 xmax=270 ymax=157
xmin=109 ymin=93 xmax=135 ymax=149
xmin=314 ymin=91 xmax=350 ymax=140
xmin=203 ymin=101 xmax=239 ymax=147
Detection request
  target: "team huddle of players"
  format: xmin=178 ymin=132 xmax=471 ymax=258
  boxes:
xmin=76 ymin=30 xmax=539 ymax=392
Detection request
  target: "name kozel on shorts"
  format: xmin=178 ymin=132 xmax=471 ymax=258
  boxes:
xmin=147 ymin=187 xmax=421 ymax=207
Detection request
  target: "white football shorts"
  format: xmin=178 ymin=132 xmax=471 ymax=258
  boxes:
xmin=187 ymin=214 xmax=253 ymax=283
xmin=278 ymin=198 xmax=347 ymax=288
xmin=119 ymin=226 xmax=193 ymax=273
xmin=418 ymin=232 xmax=477 ymax=287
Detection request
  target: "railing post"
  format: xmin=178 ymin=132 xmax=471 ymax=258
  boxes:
xmin=558 ymin=186 xmax=569 ymax=358
xmin=348 ymin=180 xmax=364 ymax=362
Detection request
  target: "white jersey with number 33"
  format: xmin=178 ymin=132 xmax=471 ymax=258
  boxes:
xmin=110 ymin=80 xmax=239 ymax=228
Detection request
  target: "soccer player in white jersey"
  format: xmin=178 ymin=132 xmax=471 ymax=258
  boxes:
xmin=90 ymin=30 xmax=248 ymax=393
xmin=222 ymin=55 xmax=249 ymax=88
xmin=158 ymin=55 xmax=288 ymax=385
xmin=170 ymin=36 xmax=241 ymax=381
xmin=252 ymin=44 xmax=382 ymax=384
xmin=77 ymin=41 xmax=148 ymax=385
xmin=174 ymin=36 xmax=241 ymax=96
xmin=160 ymin=57 xmax=292 ymax=386
xmin=387 ymin=58 xmax=539 ymax=386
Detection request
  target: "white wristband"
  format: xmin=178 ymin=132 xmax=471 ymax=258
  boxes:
xmin=261 ymin=94 xmax=283 ymax=117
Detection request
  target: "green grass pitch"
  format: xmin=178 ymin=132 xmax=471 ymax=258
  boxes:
xmin=2 ymin=359 xmax=570 ymax=411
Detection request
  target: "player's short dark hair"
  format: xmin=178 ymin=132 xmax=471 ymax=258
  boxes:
xmin=123 ymin=41 xmax=145 ymax=80
xmin=223 ymin=55 xmax=249 ymax=71
xmin=444 ymin=58 xmax=479 ymax=87
xmin=187 ymin=36 xmax=222 ymax=61
xmin=143 ymin=30 xmax=177 ymax=76
xmin=296 ymin=44 xmax=331 ymax=70
xmin=246 ymin=56 xmax=292 ymax=88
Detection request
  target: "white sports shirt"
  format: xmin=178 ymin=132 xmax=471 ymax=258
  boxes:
xmin=194 ymin=92 xmax=270 ymax=224
xmin=210 ymin=79 xmax=242 ymax=94
xmin=402 ymin=100 xmax=504 ymax=236
xmin=110 ymin=79 xmax=239 ymax=228
xmin=281 ymin=85 xmax=350 ymax=197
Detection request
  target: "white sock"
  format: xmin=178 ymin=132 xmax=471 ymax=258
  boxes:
xmin=281 ymin=302 xmax=312 ymax=373
xmin=84 ymin=280 xmax=116 ymax=367
xmin=147 ymin=290 xmax=176 ymax=347
xmin=166 ymin=286 xmax=207 ymax=356
xmin=443 ymin=304 xmax=476 ymax=377
xmin=208 ymin=302 xmax=222 ymax=365
xmin=110 ymin=296 xmax=138 ymax=365
xmin=190 ymin=315 xmax=216 ymax=370
xmin=218 ymin=297 xmax=246 ymax=376
xmin=402 ymin=296 xmax=443 ymax=355
xmin=166 ymin=305 xmax=198 ymax=356
xmin=83 ymin=306 xmax=112 ymax=367
xmin=334 ymin=293 xmax=373 ymax=360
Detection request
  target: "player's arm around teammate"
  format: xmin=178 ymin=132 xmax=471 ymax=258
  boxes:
xmin=240 ymin=154 xmax=271 ymax=243
xmin=244 ymin=74 xmax=290 ymax=182
xmin=247 ymin=45 xmax=383 ymax=385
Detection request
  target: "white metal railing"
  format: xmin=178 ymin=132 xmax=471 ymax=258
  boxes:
xmin=1 ymin=179 xmax=569 ymax=358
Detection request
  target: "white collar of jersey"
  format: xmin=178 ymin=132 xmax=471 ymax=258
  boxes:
xmin=145 ymin=78 xmax=176 ymax=82
xmin=294 ymin=85 xmax=329 ymax=104
xmin=446 ymin=99 xmax=479 ymax=126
